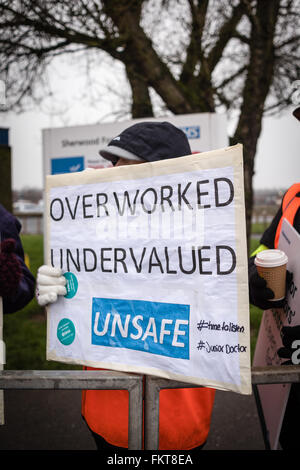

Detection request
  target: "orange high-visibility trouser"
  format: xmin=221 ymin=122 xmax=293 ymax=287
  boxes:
xmin=82 ymin=367 xmax=215 ymax=450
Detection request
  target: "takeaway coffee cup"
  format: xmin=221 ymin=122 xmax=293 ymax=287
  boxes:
xmin=254 ymin=249 xmax=288 ymax=301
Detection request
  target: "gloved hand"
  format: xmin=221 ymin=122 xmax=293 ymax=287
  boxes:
xmin=248 ymin=255 xmax=286 ymax=310
xmin=36 ymin=265 xmax=67 ymax=306
xmin=277 ymin=326 xmax=300 ymax=365
xmin=0 ymin=238 xmax=22 ymax=298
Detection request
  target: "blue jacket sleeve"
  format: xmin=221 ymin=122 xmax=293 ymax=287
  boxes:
xmin=0 ymin=205 xmax=35 ymax=314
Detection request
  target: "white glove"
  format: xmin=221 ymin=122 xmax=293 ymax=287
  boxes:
xmin=36 ymin=265 xmax=67 ymax=306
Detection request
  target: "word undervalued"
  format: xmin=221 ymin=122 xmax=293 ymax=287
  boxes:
xmin=51 ymin=245 xmax=236 ymax=276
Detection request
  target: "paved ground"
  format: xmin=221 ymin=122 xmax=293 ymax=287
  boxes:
xmin=0 ymin=388 xmax=265 ymax=451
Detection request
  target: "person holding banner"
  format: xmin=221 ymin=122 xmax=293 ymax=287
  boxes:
xmin=248 ymin=107 xmax=300 ymax=451
xmin=248 ymin=183 xmax=299 ymax=310
xmin=249 ymin=108 xmax=300 ymax=312
xmin=0 ymin=204 xmax=35 ymax=314
xmin=36 ymin=121 xmax=216 ymax=451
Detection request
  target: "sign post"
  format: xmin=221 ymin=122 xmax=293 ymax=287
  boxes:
xmin=45 ymin=144 xmax=251 ymax=394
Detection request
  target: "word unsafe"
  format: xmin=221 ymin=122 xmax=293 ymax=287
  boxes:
xmin=91 ymin=297 xmax=190 ymax=359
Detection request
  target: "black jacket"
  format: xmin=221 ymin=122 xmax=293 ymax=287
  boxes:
xmin=0 ymin=204 xmax=35 ymax=313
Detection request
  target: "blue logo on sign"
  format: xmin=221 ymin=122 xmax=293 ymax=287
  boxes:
xmin=180 ymin=125 xmax=200 ymax=139
xmin=51 ymin=156 xmax=84 ymax=175
xmin=91 ymin=298 xmax=190 ymax=359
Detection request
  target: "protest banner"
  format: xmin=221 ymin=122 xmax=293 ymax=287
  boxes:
xmin=45 ymin=143 xmax=251 ymax=394
xmin=253 ymin=219 xmax=300 ymax=449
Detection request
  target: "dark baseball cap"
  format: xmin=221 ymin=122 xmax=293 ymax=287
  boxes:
xmin=99 ymin=121 xmax=191 ymax=164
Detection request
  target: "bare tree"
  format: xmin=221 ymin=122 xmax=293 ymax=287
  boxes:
xmin=0 ymin=0 xmax=299 ymax=245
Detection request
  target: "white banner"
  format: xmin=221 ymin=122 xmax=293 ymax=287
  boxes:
xmin=46 ymin=144 xmax=251 ymax=394
xmin=253 ymin=219 xmax=300 ymax=449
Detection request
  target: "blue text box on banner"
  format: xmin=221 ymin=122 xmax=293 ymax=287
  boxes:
xmin=91 ymin=297 xmax=190 ymax=359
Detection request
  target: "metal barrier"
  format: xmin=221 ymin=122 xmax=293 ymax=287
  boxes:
xmin=0 ymin=369 xmax=143 ymax=450
xmin=145 ymin=376 xmax=203 ymax=450
xmin=145 ymin=365 xmax=300 ymax=449
xmin=0 ymin=365 xmax=299 ymax=450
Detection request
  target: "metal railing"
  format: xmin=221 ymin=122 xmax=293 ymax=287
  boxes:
xmin=145 ymin=365 xmax=300 ymax=450
xmin=0 ymin=369 xmax=143 ymax=450
xmin=0 ymin=365 xmax=299 ymax=450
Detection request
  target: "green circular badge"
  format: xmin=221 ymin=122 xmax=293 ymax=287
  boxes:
xmin=57 ymin=318 xmax=75 ymax=346
xmin=63 ymin=272 xmax=78 ymax=299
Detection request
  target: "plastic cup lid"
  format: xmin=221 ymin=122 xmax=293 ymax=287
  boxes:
xmin=254 ymin=249 xmax=288 ymax=268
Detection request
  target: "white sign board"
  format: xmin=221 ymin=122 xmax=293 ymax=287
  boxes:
xmin=45 ymin=144 xmax=251 ymax=394
xmin=42 ymin=113 xmax=228 ymax=177
xmin=253 ymin=219 xmax=300 ymax=449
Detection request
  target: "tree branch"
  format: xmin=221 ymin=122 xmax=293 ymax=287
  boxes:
xmin=102 ymin=0 xmax=193 ymax=114
xmin=0 ymin=2 xmax=124 ymax=59
xmin=207 ymin=2 xmax=246 ymax=73
xmin=180 ymin=0 xmax=209 ymax=85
